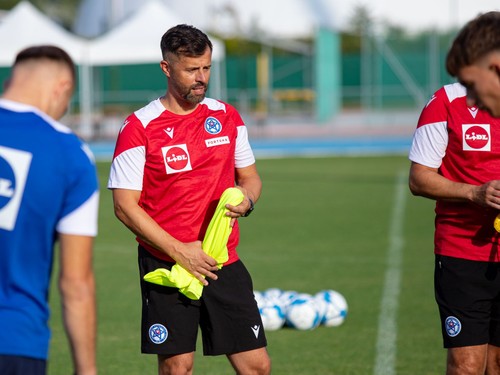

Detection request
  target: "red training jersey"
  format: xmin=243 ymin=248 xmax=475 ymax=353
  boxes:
xmin=409 ymin=83 xmax=500 ymax=261
xmin=108 ymin=97 xmax=256 ymax=264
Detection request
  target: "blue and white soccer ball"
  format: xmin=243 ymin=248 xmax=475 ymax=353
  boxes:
xmin=256 ymin=288 xmax=348 ymax=331
xmin=263 ymin=288 xmax=283 ymax=305
xmin=315 ymin=290 xmax=348 ymax=327
xmin=259 ymin=304 xmax=286 ymax=331
xmin=285 ymin=293 xmax=321 ymax=330
xmin=253 ymin=290 xmax=264 ymax=308
xmin=255 ymin=289 xmax=286 ymax=331
xmin=278 ymin=290 xmax=298 ymax=313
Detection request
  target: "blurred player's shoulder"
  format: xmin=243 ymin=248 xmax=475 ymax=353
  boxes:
xmin=421 ymin=83 xmax=465 ymax=114
xmin=443 ymin=82 xmax=466 ymax=103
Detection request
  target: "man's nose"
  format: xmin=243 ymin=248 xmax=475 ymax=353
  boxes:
xmin=196 ymin=70 xmax=207 ymax=82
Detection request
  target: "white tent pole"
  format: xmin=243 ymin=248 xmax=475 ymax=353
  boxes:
xmin=78 ymin=47 xmax=93 ymax=140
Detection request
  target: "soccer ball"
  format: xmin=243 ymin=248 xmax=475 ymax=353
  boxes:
xmin=255 ymin=289 xmax=286 ymax=331
xmin=255 ymin=288 xmax=347 ymax=331
xmin=259 ymin=304 xmax=286 ymax=331
xmin=285 ymin=294 xmax=321 ymax=330
xmin=315 ymin=290 xmax=348 ymax=327
xmin=278 ymin=290 xmax=298 ymax=313
xmin=253 ymin=290 xmax=264 ymax=308
xmin=263 ymin=288 xmax=283 ymax=305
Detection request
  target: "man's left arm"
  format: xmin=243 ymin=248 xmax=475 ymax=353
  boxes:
xmin=58 ymin=233 xmax=97 ymax=375
xmin=225 ymin=164 xmax=262 ymax=219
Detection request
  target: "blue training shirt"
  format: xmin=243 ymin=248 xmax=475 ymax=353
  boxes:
xmin=0 ymin=99 xmax=99 ymax=360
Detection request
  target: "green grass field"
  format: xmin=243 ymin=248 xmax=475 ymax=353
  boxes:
xmin=47 ymin=155 xmax=445 ymax=374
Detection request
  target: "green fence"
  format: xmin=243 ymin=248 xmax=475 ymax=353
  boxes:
xmin=0 ymin=33 xmax=456 ymax=116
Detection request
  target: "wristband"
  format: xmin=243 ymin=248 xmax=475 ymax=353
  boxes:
xmin=243 ymin=198 xmax=254 ymax=217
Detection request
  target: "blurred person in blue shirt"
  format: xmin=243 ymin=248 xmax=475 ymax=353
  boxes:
xmin=0 ymin=45 xmax=99 ymax=375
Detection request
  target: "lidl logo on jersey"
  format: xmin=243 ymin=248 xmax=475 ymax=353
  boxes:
xmin=204 ymin=117 xmax=222 ymax=135
xmin=161 ymin=144 xmax=192 ymax=174
xmin=463 ymin=124 xmax=491 ymax=151
xmin=0 ymin=146 xmax=32 ymax=231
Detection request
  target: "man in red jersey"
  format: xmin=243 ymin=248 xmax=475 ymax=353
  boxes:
xmin=108 ymin=25 xmax=270 ymax=374
xmin=409 ymin=82 xmax=500 ymax=374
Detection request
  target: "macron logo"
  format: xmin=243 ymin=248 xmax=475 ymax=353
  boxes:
xmin=164 ymin=127 xmax=174 ymax=139
xmin=425 ymin=95 xmax=437 ymax=108
xmin=119 ymin=120 xmax=130 ymax=133
xmin=251 ymin=325 xmax=260 ymax=339
xmin=468 ymin=107 xmax=479 ymax=118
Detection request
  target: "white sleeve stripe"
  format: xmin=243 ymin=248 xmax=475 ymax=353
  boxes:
xmin=56 ymin=191 xmax=99 ymax=236
xmin=408 ymin=121 xmax=448 ymax=168
xmin=108 ymin=146 xmax=145 ymax=190
xmin=235 ymin=126 xmax=256 ymax=168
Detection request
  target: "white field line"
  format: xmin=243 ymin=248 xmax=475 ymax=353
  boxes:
xmin=373 ymin=170 xmax=407 ymax=375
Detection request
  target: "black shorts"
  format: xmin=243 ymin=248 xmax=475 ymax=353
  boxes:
xmin=435 ymin=255 xmax=500 ymax=348
xmin=138 ymin=246 xmax=267 ymax=356
xmin=0 ymin=355 xmax=46 ymax=375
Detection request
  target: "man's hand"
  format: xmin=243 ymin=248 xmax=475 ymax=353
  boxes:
xmin=225 ymin=193 xmax=252 ymax=217
xmin=472 ymin=180 xmax=500 ymax=209
xmin=172 ymin=240 xmax=219 ymax=285
xmin=224 ymin=186 xmax=254 ymax=227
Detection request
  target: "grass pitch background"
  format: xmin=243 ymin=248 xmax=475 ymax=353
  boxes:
xmin=48 ymin=156 xmax=445 ymax=374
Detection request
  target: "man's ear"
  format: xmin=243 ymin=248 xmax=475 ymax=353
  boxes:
xmin=489 ymin=52 xmax=500 ymax=80
xmin=57 ymin=79 xmax=73 ymax=96
xmin=47 ymin=77 xmax=73 ymax=120
xmin=493 ymin=64 xmax=500 ymax=81
xmin=52 ymin=78 xmax=73 ymax=106
xmin=160 ymin=60 xmax=170 ymax=77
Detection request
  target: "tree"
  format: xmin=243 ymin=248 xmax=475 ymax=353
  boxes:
xmin=340 ymin=4 xmax=374 ymax=54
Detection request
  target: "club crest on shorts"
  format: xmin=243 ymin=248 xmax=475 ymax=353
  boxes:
xmin=204 ymin=117 xmax=222 ymax=135
xmin=149 ymin=323 xmax=168 ymax=344
xmin=445 ymin=316 xmax=461 ymax=337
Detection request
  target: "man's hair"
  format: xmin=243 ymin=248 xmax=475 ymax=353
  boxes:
xmin=14 ymin=45 xmax=76 ymax=81
xmin=446 ymin=11 xmax=500 ymax=77
xmin=160 ymin=24 xmax=212 ymax=60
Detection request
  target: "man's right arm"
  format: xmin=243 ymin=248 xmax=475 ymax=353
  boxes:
xmin=112 ymin=188 xmax=218 ymax=284
xmin=408 ymin=84 xmax=500 ymax=208
xmin=409 ymin=161 xmax=500 ymax=209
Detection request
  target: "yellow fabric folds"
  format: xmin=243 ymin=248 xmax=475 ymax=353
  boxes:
xmin=143 ymin=187 xmax=245 ymax=300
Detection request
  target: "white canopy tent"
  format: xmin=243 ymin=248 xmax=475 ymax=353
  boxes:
xmin=0 ymin=1 xmax=94 ymax=138
xmin=0 ymin=0 xmax=227 ymax=139
xmin=161 ymin=0 xmax=337 ymax=39
xmin=76 ymin=0 xmax=337 ymax=40
xmin=0 ymin=1 xmax=88 ymax=66
xmin=87 ymin=0 xmax=226 ymax=99
xmin=87 ymin=0 xmax=225 ymax=65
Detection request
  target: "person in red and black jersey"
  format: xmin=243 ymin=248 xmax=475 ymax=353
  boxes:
xmin=409 ymin=82 xmax=500 ymax=374
xmin=108 ymin=24 xmax=270 ymax=375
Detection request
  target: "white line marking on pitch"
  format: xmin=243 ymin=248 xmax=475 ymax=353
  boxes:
xmin=374 ymin=170 xmax=407 ymax=375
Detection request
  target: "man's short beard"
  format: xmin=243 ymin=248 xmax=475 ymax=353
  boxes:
xmin=185 ymin=92 xmax=206 ymax=104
